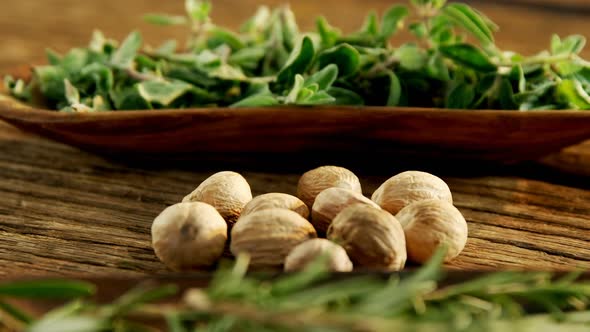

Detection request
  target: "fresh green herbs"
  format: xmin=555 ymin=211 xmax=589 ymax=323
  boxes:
xmin=1 ymin=250 xmax=590 ymax=331
xmin=5 ymin=0 xmax=590 ymax=111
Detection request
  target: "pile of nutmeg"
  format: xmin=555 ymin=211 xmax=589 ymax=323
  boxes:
xmin=151 ymin=166 xmax=468 ymax=272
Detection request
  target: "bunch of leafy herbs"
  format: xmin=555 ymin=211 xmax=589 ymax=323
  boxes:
xmin=4 ymin=0 xmax=590 ymax=111
xmin=2 ymin=248 xmax=590 ymax=332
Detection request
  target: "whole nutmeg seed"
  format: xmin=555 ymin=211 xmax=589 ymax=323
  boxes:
xmin=395 ymin=199 xmax=468 ymax=264
xmin=327 ymin=204 xmax=406 ymax=271
xmin=241 ymin=193 xmax=309 ymax=219
xmin=151 ymin=202 xmax=227 ymax=271
xmin=183 ymin=171 xmax=252 ymax=226
xmin=284 ymin=238 xmax=353 ymax=272
xmin=297 ymin=166 xmax=362 ymax=208
xmin=230 ymin=209 xmax=317 ymax=268
xmin=371 ymin=171 xmax=452 ymax=215
xmin=311 ymin=187 xmax=380 ymax=234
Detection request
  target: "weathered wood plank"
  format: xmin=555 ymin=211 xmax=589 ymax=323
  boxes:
xmin=0 ymin=121 xmax=588 ymax=276
xmin=0 ymin=1 xmax=589 ymax=276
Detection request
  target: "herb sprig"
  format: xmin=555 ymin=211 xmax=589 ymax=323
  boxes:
xmin=5 ymin=0 xmax=590 ymax=111
xmin=1 ymin=249 xmax=590 ymax=331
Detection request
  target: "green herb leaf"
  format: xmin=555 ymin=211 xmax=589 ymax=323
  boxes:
xmin=446 ymin=82 xmax=475 ymax=108
xmin=63 ymin=79 xmax=80 ymax=105
xmin=285 ymin=74 xmax=306 ymax=104
xmin=185 ymin=0 xmax=211 ymax=23
xmin=0 ymin=299 xmax=33 ymax=324
xmin=305 ymin=64 xmax=338 ymax=91
xmin=143 ymin=14 xmax=187 ymax=26
xmin=111 ymin=31 xmax=142 ymax=69
xmin=387 ymin=71 xmax=402 ymax=106
xmin=208 ymin=27 xmax=245 ymax=51
xmin=318 ymin=44 xmax=360 ymax=77
xmin=442 ymin=3 xmax=495 ymax=46
xmin=137 ymin=80 xmax=193 ymax=106
xmin=28 ymin=316 xmax=108 ymax=332
xmin=0 ymin=280 xmax=95 ymax=299
xmin=327 ymin=87 xmax=364 ymax=105
xmin=439 ymin=43 xmax=497 ymax=72
xmin=395 ymin=44 xmax=428 ymax=71
xmin=556 ymin=79 xmax=590 ymax=109
xmin=230 ymin=94 xmax=279 ymax=107
xmin=380 ymin=5 xmax=409 ymax=41
xmin=316 ymin=16 xmax=341 ymax=48
xmin=551 ymin=34 xmax=586 ymax=55
xmin=276 ymin=36 xmax=315 ymax=86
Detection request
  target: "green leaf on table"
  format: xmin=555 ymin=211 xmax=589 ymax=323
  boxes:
xmin=240 ymin=6 xmax=271 ymax=34
xmin=0 ymin=280 xmax=95 ymax=299
xmin=555 ymin=79 xmax=590 ymax=109
xmin=33 ymin=66 xmax=66 ymax=101
xmin=439 ymin=43 xmax=497 ymax=72
xmin=446 ymin=82 xmax=474 ymax=108
xmin=111 ymin=31 xmax=142 ymax=69
xmin=143 ymin=13 xmax=187 ymax=26
xmin=379 ymin=5 xmax=409 ymax=41
xmin=442 ymin=3 xmax=495 ymax=46
xmin=276 ymin=36 xmax=315 ymax=86
xmin=327 ymin=87 xmax=364 ymax=105
xmin=316 ymin=16 xmax=341 ymax=48
xmin=137 ymin=80 xmax=193 ymax=106
xmin=318 ymin=44 xmax=360 ymax=76
xmin=395 ymin=44 xmax=428 ymax=71
xmin=305 ymin=64 xmax=338 ymax=90
xmin=185 ymin=0 xmax=211 ymax=23
xmin=387 ymin=71 xmax=402 ymax=106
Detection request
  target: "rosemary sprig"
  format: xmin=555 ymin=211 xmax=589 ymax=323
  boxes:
xmin=4 ymin=0 xmax=590 ymax=111
xmin=1 ymin=248 xmax=590 ymax=331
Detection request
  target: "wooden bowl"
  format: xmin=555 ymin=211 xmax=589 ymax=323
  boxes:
xmin=1 ymin=61 xmax=590 ymax=167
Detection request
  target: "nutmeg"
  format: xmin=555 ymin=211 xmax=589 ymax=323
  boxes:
xmin=297 ymin=166 xmax=362 ymax=208
xmin=241 ymin=193 xmax=309 ymax=219
xmin=311 ymin=187 xmax=380 ymax=234
xmin=230 ymin=209 xmax=317 ymax=268
xmin=151 ymin=202 xmax=227 ymax=271
xmin=327 ymin=204 xmax=406 ymax=271
xmin=395 ymin=199 xmax=468 ymax=263
xmin=284 ymin=239 xmax=353 ymax=272
xmin=371 ymin=171 xmax=452 ymax=215
xmin=183 ymin=171 xmax=252 ymax=226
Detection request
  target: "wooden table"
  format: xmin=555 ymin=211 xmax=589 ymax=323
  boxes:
xmin=0 ymin=0 xmax=589 ymax=277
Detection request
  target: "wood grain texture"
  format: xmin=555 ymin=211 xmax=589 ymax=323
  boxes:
xmin=0 ymin=0 xmax=589 ymax=277
xmin=0 ymin=120 xmax=589 ymax=276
